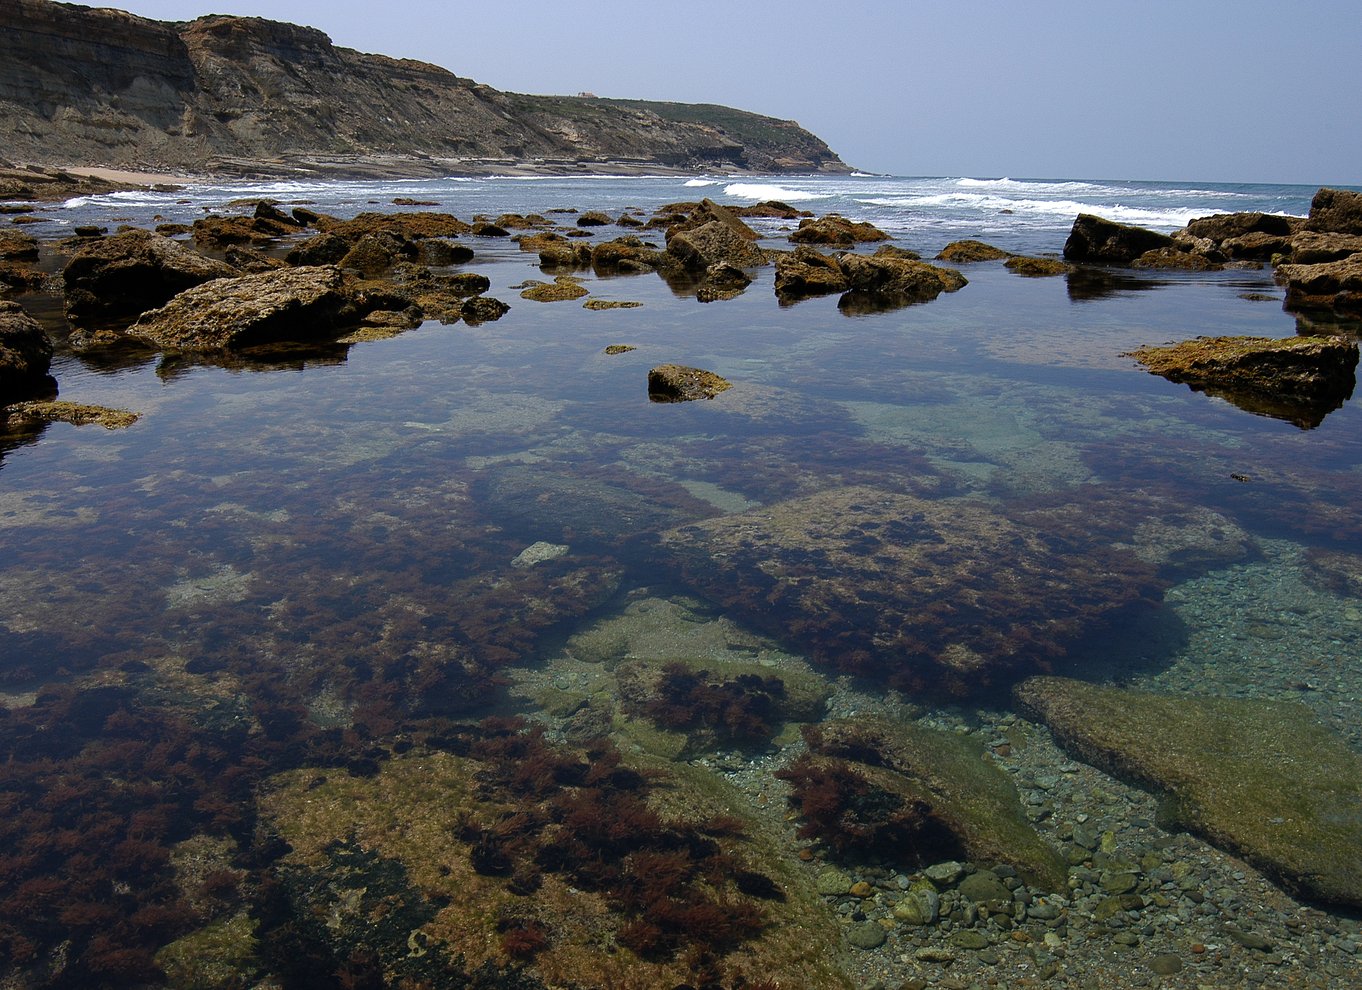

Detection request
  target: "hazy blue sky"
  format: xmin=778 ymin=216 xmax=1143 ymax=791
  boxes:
xmin=113 ymin=0 xmax=1361 ymax=185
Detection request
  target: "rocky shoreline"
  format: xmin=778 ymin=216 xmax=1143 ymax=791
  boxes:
xmin=3 ymin=177 xmax=1362 ymax=989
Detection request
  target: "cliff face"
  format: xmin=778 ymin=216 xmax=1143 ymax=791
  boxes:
xmin=0 ymin=0 xmax=850 ymax=175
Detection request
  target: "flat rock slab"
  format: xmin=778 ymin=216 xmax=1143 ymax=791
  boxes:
xmin=1015 ymin=676 xmax=1362 ymax=909
xmin=657 ymin=486 xmax=1164 ymax=694
xmin=1126 ymin=334 xmax=1358 ymax=428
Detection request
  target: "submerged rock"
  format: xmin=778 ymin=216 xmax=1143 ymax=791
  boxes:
xmin=656 ymin=485 xmax=1163 ymax=695
xmin=1015 ymin=676 xmax=1362 ymax=909
xmin=647 ymin=363 xmax=733 ymax=402
xmin=2 ymin=399 xmax=139 ymax=429
xmin=787 ymin=718 xmax=1067 ymax=889
xmin=1063 ymin=214 xmax=1173 ymax=264
xmin=1125 ymin=334 xmax=1358 ymax=428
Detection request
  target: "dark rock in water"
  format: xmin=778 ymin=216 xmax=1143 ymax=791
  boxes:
xmin=786 ymin=718 xmax=1066 ymax=888
xmin=656 ymin=485 xmax=1164 ymax=695
xmin=1005 ymin=255 xmax=1069 ymax=276
xmin=476 ymin=463 xmax=715 ymax=547
xmin=1305 ymin=187 xmax=1362 ymax=235
xmin=339 ymin=230 xmax=418 ymax=275
xmin=576 ymin=210 xmax=611 ymax=227
xmin=1185 ymin=211 xmax=1299 ymax=243
xmin=0 ymin=229 xmax=39 ymax=262
xmin=459 ymin=295 xmax=509 ymax=324
xmin=416 ymin=238 xmax=474 ymax=267
xmin=936 ymin=239 xmax=1010 ymax=263
xmin=62 ymin=228 xmax=236 ymax=327
xmin=590 ymin=236 xmax=664 ymax=274
xmin=1131 ymin=246 xmax=1223 ymax=271
xmin=789 ymin=214 xmax=889 ymax=246
xmin=285 ymin=230 xmax=352 ymax=266
xmin=836 ymin=249 xmax=967 ymax=312
xmin=732 ymin=199 xmax=812 ymax=220
xmin=1015 ymin=676 xmax=1362 ymax=910
xmin=666 ymin=220 xmax=766 ymax=271
xmin=647 ymin=363 xmax=733 ymax=402
xmin=1125 ymin=334 xmax=1358 ymax=429
xmin=774 ymin=246 xmax=848 ymax=302
xmin=1276 ymin=255 xmax=1362 ymax=318
xmin=129 ymin=265 xmax=362 ymax=350
xmin=1063 ymin=214 xmax=1172 ymax=264
xmin=1287 ymin=230 xmax=1362 ymax=265
xmin=0 ymin=300 xmax=54 ymax=399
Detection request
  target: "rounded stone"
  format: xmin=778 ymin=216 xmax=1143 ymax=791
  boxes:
xmin=847 ymin=922 xmax=887 ymax=950
xmin=1150 ymin=953 xmax=1184 ymax=975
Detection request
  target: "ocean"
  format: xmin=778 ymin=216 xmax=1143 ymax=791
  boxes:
xmin=4 ymin=173 xmax=1361 ymax=987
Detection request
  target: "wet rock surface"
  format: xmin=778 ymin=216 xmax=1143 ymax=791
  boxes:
xmin=1125 ymin=334 xmax=1359 ymax=428
xmin=0 ymin=299 xmax=54 ymax=399
xmin=1015 ymin=676 xmax=1362 ymax=909
xmin=647 ymin=363 xmax=734 ymax=402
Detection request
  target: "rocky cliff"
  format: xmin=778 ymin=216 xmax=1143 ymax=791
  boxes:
xmin=0 ymin=0 xmax=850 ymax=176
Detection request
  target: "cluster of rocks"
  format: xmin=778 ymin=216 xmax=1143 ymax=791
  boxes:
xmin=1062 ymin=187 xmax=1362 ymax=426
xmin=1065 ymin=187 xmax=1362 ymax=320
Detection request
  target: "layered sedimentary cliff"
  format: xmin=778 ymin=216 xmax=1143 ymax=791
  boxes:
xmin=0 ymin=0 xmax=850 ymax=176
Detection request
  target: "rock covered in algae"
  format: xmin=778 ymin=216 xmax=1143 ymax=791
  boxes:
xmin=257 ymin=737 xmax=849 ymax=988
xmin=657 ymin=485 xmax=1164 ymax=695
xmin=647 ymin=363 xmax=733 ymax=402
xmin=783 ymin=718 xmax=1067 ymax=890
xmin=2 ymin=399 xmax=139 ymax=429
xmin=935 ymin=239 xmax=1011 ymax=263
xmin=1125 ymin=334 xmax=1358 ymax=429
xmin=1015 ymin=676 xmax=1362 ymax=908
xmin=130 ymin=265 xmax=362 ymax=350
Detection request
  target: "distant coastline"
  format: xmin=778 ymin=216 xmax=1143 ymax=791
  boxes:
xmin=0 ymin=0 xmax=852 ymax=181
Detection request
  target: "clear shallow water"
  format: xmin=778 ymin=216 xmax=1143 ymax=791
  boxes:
xmin=4 ymin=174 xmax=1362 ymax=983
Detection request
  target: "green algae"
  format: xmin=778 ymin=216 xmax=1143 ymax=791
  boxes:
xmin=1016 ymin=676 xmax=1362 ymax=908
xmin=804 ymin=718 xmax=1068 ymax=890
xmin=155 ymin=912 xmax=262 ymax=990
xmin=259 ymin=745 xmax=851 ymax=988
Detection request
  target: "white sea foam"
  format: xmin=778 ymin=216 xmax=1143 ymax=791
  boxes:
xmin=684 ymin=178 xmax=720 ymax=187
xmin=722 ymin=182 xmax=826 ymax=202
xmin=857 ymin=193 xmax=1234 ymax=229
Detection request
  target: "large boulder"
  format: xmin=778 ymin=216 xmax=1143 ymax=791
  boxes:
xmin=1184 ymin=211 xmax=1299 ymax=243
xmin=773 ymin=246 xmax=848 ymax=303
xmin=1063 ymin=214 xmax=1173 ymax=264
xmin=836 ymin=249 xmax=967 ymax=312
xmin=1125 ymin=334 xmax=1358 ymax=429
xmin=0 ymin=300 xmax=54 ymax=400
xmin=1015 ymin=676 xmax=1362 ymax=909
xmin=590 ymin=236 xmax=665 ymax=274
xmin=666 ymin=220 xmax=766 ymax=271
xmin=1276 ymin=255 xmax=1362 ymax=317
xmin=1287 ymin=230 xmax=1362 ymax=265
xmin=129 ymin=265 xmax=363 ymax=350
xmin=789 ymin=214 xmax=889 ymax=246
xmin=1305 ymin=187 xmax=1362 ymax=235
xmin=62 ymin=229 xmax=237 ymax=327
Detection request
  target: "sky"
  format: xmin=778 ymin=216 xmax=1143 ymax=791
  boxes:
xmin=110 ymin=0 xmax=1362 ymax=186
